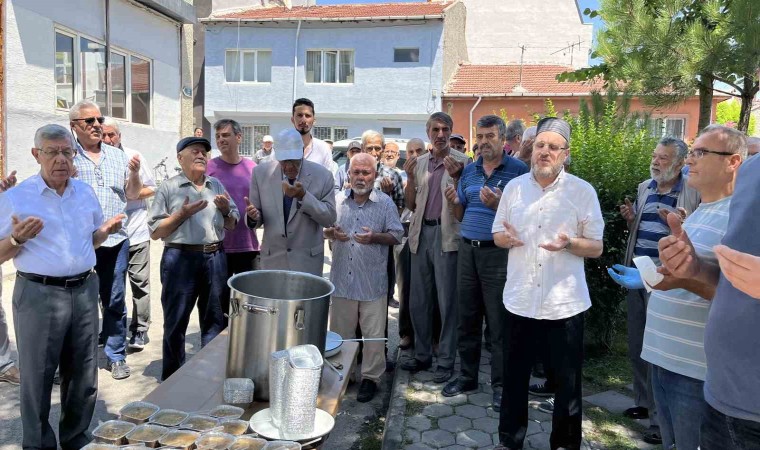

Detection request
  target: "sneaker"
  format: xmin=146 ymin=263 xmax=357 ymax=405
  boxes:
xmin=0 ymin=366 xmax=20 ymax=385
xmin=529 ymin=382 xmax=555 ymax=397
xmin=128 ymin=331 xmax=149 ymax=351
xmin=357 ymin=379 xmax=378 ymax=402
xmin=642 ymin=429 xmax=662 ymax=445
xmin=107 ymin=360 xmax=131 ymax=380
xmin=537 ymin=396 xmax=554 ymax=414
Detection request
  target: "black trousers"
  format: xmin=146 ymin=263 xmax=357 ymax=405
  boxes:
xmin=499 ymin=310 xmax=584 ymax=450
xmin=456 ymin=242 xmax=507 ymax=388
xmin=223 ymin=251 xmax=259 ymax=326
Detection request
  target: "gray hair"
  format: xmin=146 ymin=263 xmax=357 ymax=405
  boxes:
xmin=658 ymin=136 xmax=688 ymax=162
xmin=34 ymin=124 xmax=76 ymax=148
xmin=700 ymin=125 xmax=748 ymax=160
xmin=506 ymin=119 xmax=525 ymax=141
xmin=102 ymin=116 xmax=120 ymax=133
xmin=522 ymin=126 xmax=537 ymax=142
xmin=407 ymin=137 xmax=426 ymax=149
xmin=213 ymin=119 xmax=242 ymax=136
xmin=361 ymin=129 xmax=385 ymax=148
xmin=476 ymin=115 xmax=508 ymax=140
xmin=426 ymin=112 xmax=454 ymax=131
xmin=746 ymin=136 xmax=760 ymax=154
xmin=69 ymin=99 xmax=101 ymax=120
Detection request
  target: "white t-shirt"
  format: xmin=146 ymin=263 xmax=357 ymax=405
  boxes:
xmin=492 ymin=169 xmax=604 ymax=320
xmin=123 ymin=147 xmax=156 ymax=245
xmin=304 ymin=137 xmax=334 ymax=169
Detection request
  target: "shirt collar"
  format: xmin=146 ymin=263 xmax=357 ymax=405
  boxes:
xmin=475 ymin=151 xmax=508 ymax=170
xmin=530 ymin=166 xmax=565 ymax=190
xmin=647 ymin=174 xmax=684 ymax=193
xmin=34 ymin=173 xmax=74 ymax=196
xmin=347 ymin=188 xmax=380 ymax=203
xmin=178 ymin=172 xmax=211 ymax=187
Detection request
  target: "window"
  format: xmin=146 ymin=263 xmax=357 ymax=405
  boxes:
xmin=394 ymin=48 xmax=419 ymax=63
xmin=314 ymin=126 xmax=348 ymax=142
xmin=649 ymin=118 xmax=686 ymax=140
xmin=55 ymin=28 xmax=153 ymax=125
xmin=383 ymin=127 xmax=402 ymax=137
xmin=55 ymin=32 xmax=75 ymax=108
xmin=225 ymin=49 xmax=272 ymax=83
xmin=240 ymin=125 xmax=270 ymax=157
xmin=306 ymin=50 xmax=354 ymax=84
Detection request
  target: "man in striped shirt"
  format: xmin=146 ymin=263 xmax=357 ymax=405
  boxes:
xmin=640 ymin=125 xmax=744 ymax=450
xmin=441 ymin=115 xmax=528 ymax=410
xmin=616 ymin=136 xmax=700 ymax=443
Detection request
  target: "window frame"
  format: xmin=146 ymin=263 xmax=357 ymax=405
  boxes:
xmin=393 ymin=47 xmax=420 ymax=63
xmin=224 ymin=48 xmax=273 ymax=84
xmin=305 ymin=49 xmax=355 ymax=85
xmin=54 ymin=25 xmax=154 ymax=126
xmin=239 ymin=124 xmax=271 ymax=157
xmin=648 ymin=116 xmax=687 ymax=140
xmin=313 ymin=126 xmax=349 ymax=142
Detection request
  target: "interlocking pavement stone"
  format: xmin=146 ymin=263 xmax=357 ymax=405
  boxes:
xmin=404 ymin=443 xmax=435 ymax=450
xmin=404 ymin=428 xmax=421 ymax=444
xmin=527 ymin=420 xmax=543 ymax=436
xmin=407 ymin=414 xmax=432 ymax=431
xmin=421 ymin=429 xmax=456 ymax=448
xmin=467 ymin=392 xmax=492 ymax=407
xmin=423 ymin=403 xmax=454 ymax=418
xmin=456 ymin=429 xmax=492 ymax=448
xmin=472 ymin=416 xmax=499 ymax=434
xmin=527 ymin=430 xmax=551 ymax=449
xmin=439 ymin=393 xmax=469 ymax=406
xmin=455 ymin=404 xmax=488 ymax=419
xmin=437 ymin=415 xmax=472 ymax=433
xmin=409 ymin=389 xmax=438 ymax=403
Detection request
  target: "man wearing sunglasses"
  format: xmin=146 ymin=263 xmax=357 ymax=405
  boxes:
xmin=246 ymin=128 xmax=336 ymax=277
xmin=71 ymin=100 xmax=143 ymax=381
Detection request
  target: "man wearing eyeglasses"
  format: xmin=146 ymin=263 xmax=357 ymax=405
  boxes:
xmin=611 ymin=136 xmax=700 ymax=444
xmin=148 ymin=136 xmax=239 ymax=380
xmin=442 ymin=115 xmax=528 ymax=411
xmin=245 ymin=128 xmax=336 ymax=277
xmin=70 ymin=100 xmax=143 ymax=381
xmin=492 ymin=117 xmax=604 ymax=450
xmin=0 ymin=124 xmax=125 ymax=449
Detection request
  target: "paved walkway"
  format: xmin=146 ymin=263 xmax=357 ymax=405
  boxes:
xmin=383 ymin=348 xmax=658 ymax=449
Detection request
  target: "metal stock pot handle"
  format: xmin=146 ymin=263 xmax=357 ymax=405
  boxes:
xmin=242 ymin=303 xmax=278 ymax=315
xmin=294 ymin=308 xmax=305 ymax=330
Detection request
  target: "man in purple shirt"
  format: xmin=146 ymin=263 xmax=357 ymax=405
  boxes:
xmin=207 ymin=119 xmax=259 ymax=321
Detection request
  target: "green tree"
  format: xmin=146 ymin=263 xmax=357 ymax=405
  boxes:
xmin=716 ymin=98 xmax=758 ymax=133
xmin=561 ymin=0 xmax=760 ymax=133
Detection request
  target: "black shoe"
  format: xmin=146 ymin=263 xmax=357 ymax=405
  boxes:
xmin=442 ymin=378 xmax=478 ymax=397
xmin=107 ymin=360 xmax=131 ymax=380
xmin=537 ymin=396 xmax=554 ymax=414
xmin=529 ymin=381 xmax=555 ymax=397
xmin=388 ymin=299 xmax=400 ymax=308
xmin=385 ymin=360 xmax=395 ymax=373
xmin=399 ymin=358 xmax=432 ymax=372
xmin=433 ymin=367 xmax=454 ymax=383
xmin=642 ymin=429 xmax=662 ymax=445
xmin=98 ymin=332 xmax=105 ymax=348
xmin=357 ymin=379 xmax=377 ymax=402
xmin=623 ymin=406 xmax=649 ymax=420
xmin=493 ymin=390 xmax=502 ymax=412
xmin=128 ymin=331 xmax=149 ymax=351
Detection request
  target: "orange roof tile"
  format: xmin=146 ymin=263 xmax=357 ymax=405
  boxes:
xmin=212 ymin=2 xmax=454 ymax=21
xmin=445 ymin=64 xmax=607 ymax=96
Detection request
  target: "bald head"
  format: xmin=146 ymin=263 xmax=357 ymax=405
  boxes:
xmin=351 ymin=153 xmax=377 ymax=171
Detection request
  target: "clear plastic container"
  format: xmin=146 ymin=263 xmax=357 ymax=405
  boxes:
xmin=119 ymin=401 xmax=160 ymax=424
xmin=219 ymin=418 xmax=250 ymax=436
xmin=81 ymin=444 xmax=118 ymax=450
xmin=228 ymin=436 xmax=268 ymax=450
xmin=262 ymin=441 xmax=302 ymax=450
xmin=209 ymin=404 xmax=245 ymax=419
xmin=179 ymin=414 xmax=219 ymax=432
xmin=194 ymin=431 xmax=236 ymax=449
xmin=91 ymin=420 xmax=135 ymax=445
xmin=158 ymin=429 xmax=200 ymax=449
xmin=125 ymin=423 xmax=169 ymax=448
xmin=149 ymin=408 xmax=188 ymax=427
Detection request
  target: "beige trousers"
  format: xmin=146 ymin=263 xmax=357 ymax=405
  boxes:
xmin=329 ymin=295 xmax=387 ymax=383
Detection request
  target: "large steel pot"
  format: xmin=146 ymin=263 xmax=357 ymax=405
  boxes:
xmin=226 ymin=270 xmax=333 ymax=401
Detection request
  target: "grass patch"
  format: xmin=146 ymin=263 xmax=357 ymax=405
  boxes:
xmin=583 ymin=336 xmax=633 ymax=394
xmin=584 ymin=406 xmax=644 ymax=450
xmin=357 ymin=415 xmax=385 ymax=450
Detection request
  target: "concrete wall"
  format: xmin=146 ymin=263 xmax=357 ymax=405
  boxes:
xmin=211 ymin=0 xmax=314 ymax=13
xmin=441 ymin=2 xmax=468 ymax=87
xmin=444 ymin=95 xmax=720 ymax=143
xmin=6 ymin=0 xmax=184 ymax=179
xmin=204 ymin=20 xmax=445 ymax=139
xmin=459 ymin=0 xmax=593 ymax=68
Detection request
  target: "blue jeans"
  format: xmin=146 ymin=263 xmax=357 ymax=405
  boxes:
xmin=651 ymin=365 xmax=704 ymax=450
xmin=701 ymin=403 xmax=760 ymax=450
xmin=160 ymin=247 xmax=226 ymax=381
xmin=95 ymin=239 xmax=130 ymax=363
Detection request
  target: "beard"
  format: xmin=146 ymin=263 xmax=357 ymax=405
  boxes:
xmin=532 ymin=162 xmax=563 ymax=180
xmin=650 ymin=164 xmax=678 ymax=184
xmin=353 ymin=185 xmax=372 ymax=195
xmin=296 ymin=126 xmax=310 ymax=135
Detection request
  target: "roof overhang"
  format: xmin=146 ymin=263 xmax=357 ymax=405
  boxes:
xmin=133 ymin=0 xmax=196 ymax=24
xmin=201 ymin=15 xmax=444 ymax=24
xmin=444 ymin=92 xmax=594 ymax=98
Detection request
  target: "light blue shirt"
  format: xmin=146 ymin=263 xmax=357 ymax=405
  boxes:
xmin=0 ymin=175 xmax=103 ymax=276
xmin=641 ymin=196 xmax=731 ymax=381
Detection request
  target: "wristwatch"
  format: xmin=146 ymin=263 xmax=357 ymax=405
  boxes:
xmin=564 ymin=239 xmax=573 ymax=251
xmin=9 ymin=234 xmax=24 ymax=247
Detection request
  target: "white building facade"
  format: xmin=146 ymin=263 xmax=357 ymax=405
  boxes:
xmin=5 ymin=0 xmax=195 ymax=179
xmin=202 ymin=2 xmax=467 ymax=155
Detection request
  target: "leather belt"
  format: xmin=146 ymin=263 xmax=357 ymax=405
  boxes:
xmin=463 ymin=237 xmax=496 ymax=248
xmin=17 ymin=270 xmax=92 ymax=289
xmin=423 ymin=218 xmax=442 ymax=226
xmin=165 ymin=242 xmax=223 ymax=253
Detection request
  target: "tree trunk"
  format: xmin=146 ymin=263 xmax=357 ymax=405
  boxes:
xmin=697 ymin=73 xmax=714 ymax=131
xmin=737 ymin=75 xmax=759 ymax=133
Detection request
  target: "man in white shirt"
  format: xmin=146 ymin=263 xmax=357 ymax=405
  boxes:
xmin=102 ymin=117 xmax=157 ymax=351
xmin=0 ymin=124 xmax=124 ymax=450
xmin=291 ymin=98 xmax=334 ymax=169
xmin=492 ymin=117 xmax=604 ymax=450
